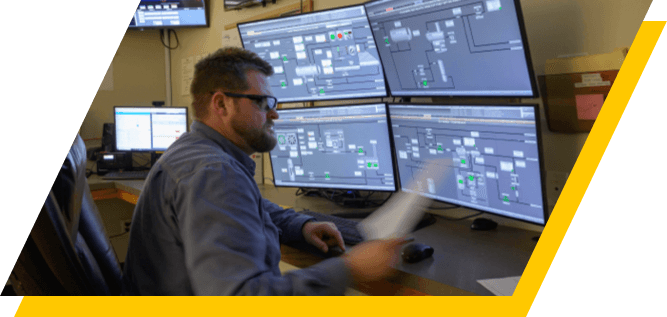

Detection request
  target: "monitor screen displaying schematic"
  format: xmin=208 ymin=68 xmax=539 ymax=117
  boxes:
xmin=389 ymin=104 xmax=547 ymax=225
xmin=270 ymin=104 xmax=397 ymax=191
xmin=238 ymin=5 xmax=388 ymax=103
xmin=114 ymin=107 xmax=188 ymax=152
xmin=365 ymin=0 xmax=537 ymax=97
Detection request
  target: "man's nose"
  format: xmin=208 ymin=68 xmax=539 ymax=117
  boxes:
xmin=267 ymin=108 xmax=279 ymax=120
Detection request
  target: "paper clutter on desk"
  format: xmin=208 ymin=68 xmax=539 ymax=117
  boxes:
xmin=357 ymin=158 xmax=452 ymax=241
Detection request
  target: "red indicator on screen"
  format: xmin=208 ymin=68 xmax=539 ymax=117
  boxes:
xmin=386 ymin=7 xmax=393 ymax=12
xmin=337 ymin=33 xmax=343 ymax=39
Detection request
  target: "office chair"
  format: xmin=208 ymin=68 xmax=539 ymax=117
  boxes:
xmin=9 ymin=135 xmax=123 ymax=295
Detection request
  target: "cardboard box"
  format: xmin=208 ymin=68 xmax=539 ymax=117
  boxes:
xmin=541 ymin=48 xmax=628 ymax=133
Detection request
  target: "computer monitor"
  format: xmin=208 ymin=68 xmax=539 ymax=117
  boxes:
xmin=388 ymin=104 xmax=548 ymax=225
xmin=270 ymin=104 xmax=397 ymax=191
xmin=128 ymin=0 xmax=209 ymax=29
xmin=238 ymin=5 xmax=388 ymax=103
xmin=114 ymin=106 xmax=188 ymax=152
xmin=364 ymin=0 xmax=537 ymax=98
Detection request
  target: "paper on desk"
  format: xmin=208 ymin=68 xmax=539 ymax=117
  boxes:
xmin=477 ymin=276 xmax=521 ymax=296
xmin=356 ymin=159 xmax=451 ymax=240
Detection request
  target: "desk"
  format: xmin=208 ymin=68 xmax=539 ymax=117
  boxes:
xmin=89 ymin=177 xmax=539 ymax=296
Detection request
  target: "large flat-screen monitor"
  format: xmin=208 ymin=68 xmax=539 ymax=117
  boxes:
xmin=114 ymin=107 xmax=189 ymax=152
xmin=365 ymin=0 xmax=537 ymax=98
xmin=270 ymin=104 xmax=397 ymax=191
xmin=238 ymin=5 xmax=388 ymax=103
xmin=129 ymin=0 xmax=209 ymax=29
xmin=389 ymin=104 xmax=548 ymax=225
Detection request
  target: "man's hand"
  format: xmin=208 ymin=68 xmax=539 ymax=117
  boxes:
xmin=302 ymin=221 xmax=346 ymax=253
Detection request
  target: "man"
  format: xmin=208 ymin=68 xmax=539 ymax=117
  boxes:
xmin=122 ymin=47 xmax=409 ymax=295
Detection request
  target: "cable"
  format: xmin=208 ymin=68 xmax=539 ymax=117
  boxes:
xmin=160 ymin=29 xmax=180 ymax=49
xmin=365 ymin=192 xmax=393 ymax=207
xmin=295 ymin=188 xmax=309 ymax=196
xmin=293 ymin=186 xmax=392 ymax=208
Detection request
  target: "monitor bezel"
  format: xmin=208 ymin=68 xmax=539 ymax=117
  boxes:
xmin=388 ymin=103 xmax=549 ymax=226
xmin=237 ymin=4 xmax=390 ymax=104
xmin=113 ymin=106 xmax=189 ymax=152
xmin=269 ymin=103 xmax=399 ymax=192
xmin=364 ymin=0 xmax=539 ymax=99
xmin=127 ymin=0 xmax=210 ymax=30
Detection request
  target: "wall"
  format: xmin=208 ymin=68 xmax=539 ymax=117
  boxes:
xmin=83 ymin=0 xmax=652 ymax=227
xmin=79 ymin=29 xmax=167 ymax=140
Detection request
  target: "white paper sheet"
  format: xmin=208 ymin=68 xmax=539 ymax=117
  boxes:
xmin=356 ymin=158 xmax=451 ymax=240
xmin=477 ymin=276 xmax=521 ymax=296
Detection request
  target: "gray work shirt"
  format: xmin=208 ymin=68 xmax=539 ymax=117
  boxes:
xmin=121 ymin=120 xmax=350 ymax=295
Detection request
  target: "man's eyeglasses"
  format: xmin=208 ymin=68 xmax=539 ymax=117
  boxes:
xmin=216 ymin=92 xmax=278 ymax=112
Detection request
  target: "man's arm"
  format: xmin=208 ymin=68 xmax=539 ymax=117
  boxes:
xmin=261 ymin=198 xmax=314 ymax=243
xmin=177 ymin=162 xmax=350 ymax=295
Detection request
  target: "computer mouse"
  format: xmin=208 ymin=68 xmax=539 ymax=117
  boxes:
xmin=401 ymin=243 xmax=434 ymax=263
xmin=471 ymin=218 xmax=498 ymax=231
xmin=327 ymin=246 xmax=346 ymax=257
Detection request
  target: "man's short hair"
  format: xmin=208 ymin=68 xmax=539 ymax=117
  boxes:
xmin=190 ymin=47 xmax=274 ymax=119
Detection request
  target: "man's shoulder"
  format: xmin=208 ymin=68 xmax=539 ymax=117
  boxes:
xmin=158 ymin=132 xmax=235 ymax=176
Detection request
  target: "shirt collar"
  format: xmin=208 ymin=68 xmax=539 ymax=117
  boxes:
xmin=191 ymin=120 xmax=256 ymax=175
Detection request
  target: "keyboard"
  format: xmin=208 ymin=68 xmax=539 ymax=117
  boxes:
xmin=300 ymin=210 xmax=364 ymax=245
xmin=101 ymin=170 xmax=150 ymax=180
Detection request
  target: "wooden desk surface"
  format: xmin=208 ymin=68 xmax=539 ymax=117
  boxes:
xmin=90 ymin=178 xmax=539 ymax=296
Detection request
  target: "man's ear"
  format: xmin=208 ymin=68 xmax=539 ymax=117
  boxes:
xmin=210 ymin=92 xmax=228 ymax=117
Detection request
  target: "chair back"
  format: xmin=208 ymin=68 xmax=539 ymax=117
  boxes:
xmin=10 ymin=135 xmax=123 ymax=295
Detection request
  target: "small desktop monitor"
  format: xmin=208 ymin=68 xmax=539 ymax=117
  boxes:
xmin=238 ymin=5 xmax=388 ymax=103
xmin=129 ymin=0 xmax=209 ymax=29
xmin=114 ymin=107 xmax=188 ymax=152
xmin=388 ymin=104 xmax=548 ymax=225
xmin=270 ymin=104 xmax=397 ymax=191
xmin=364 ymin=0 xmax=538 ymax=98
